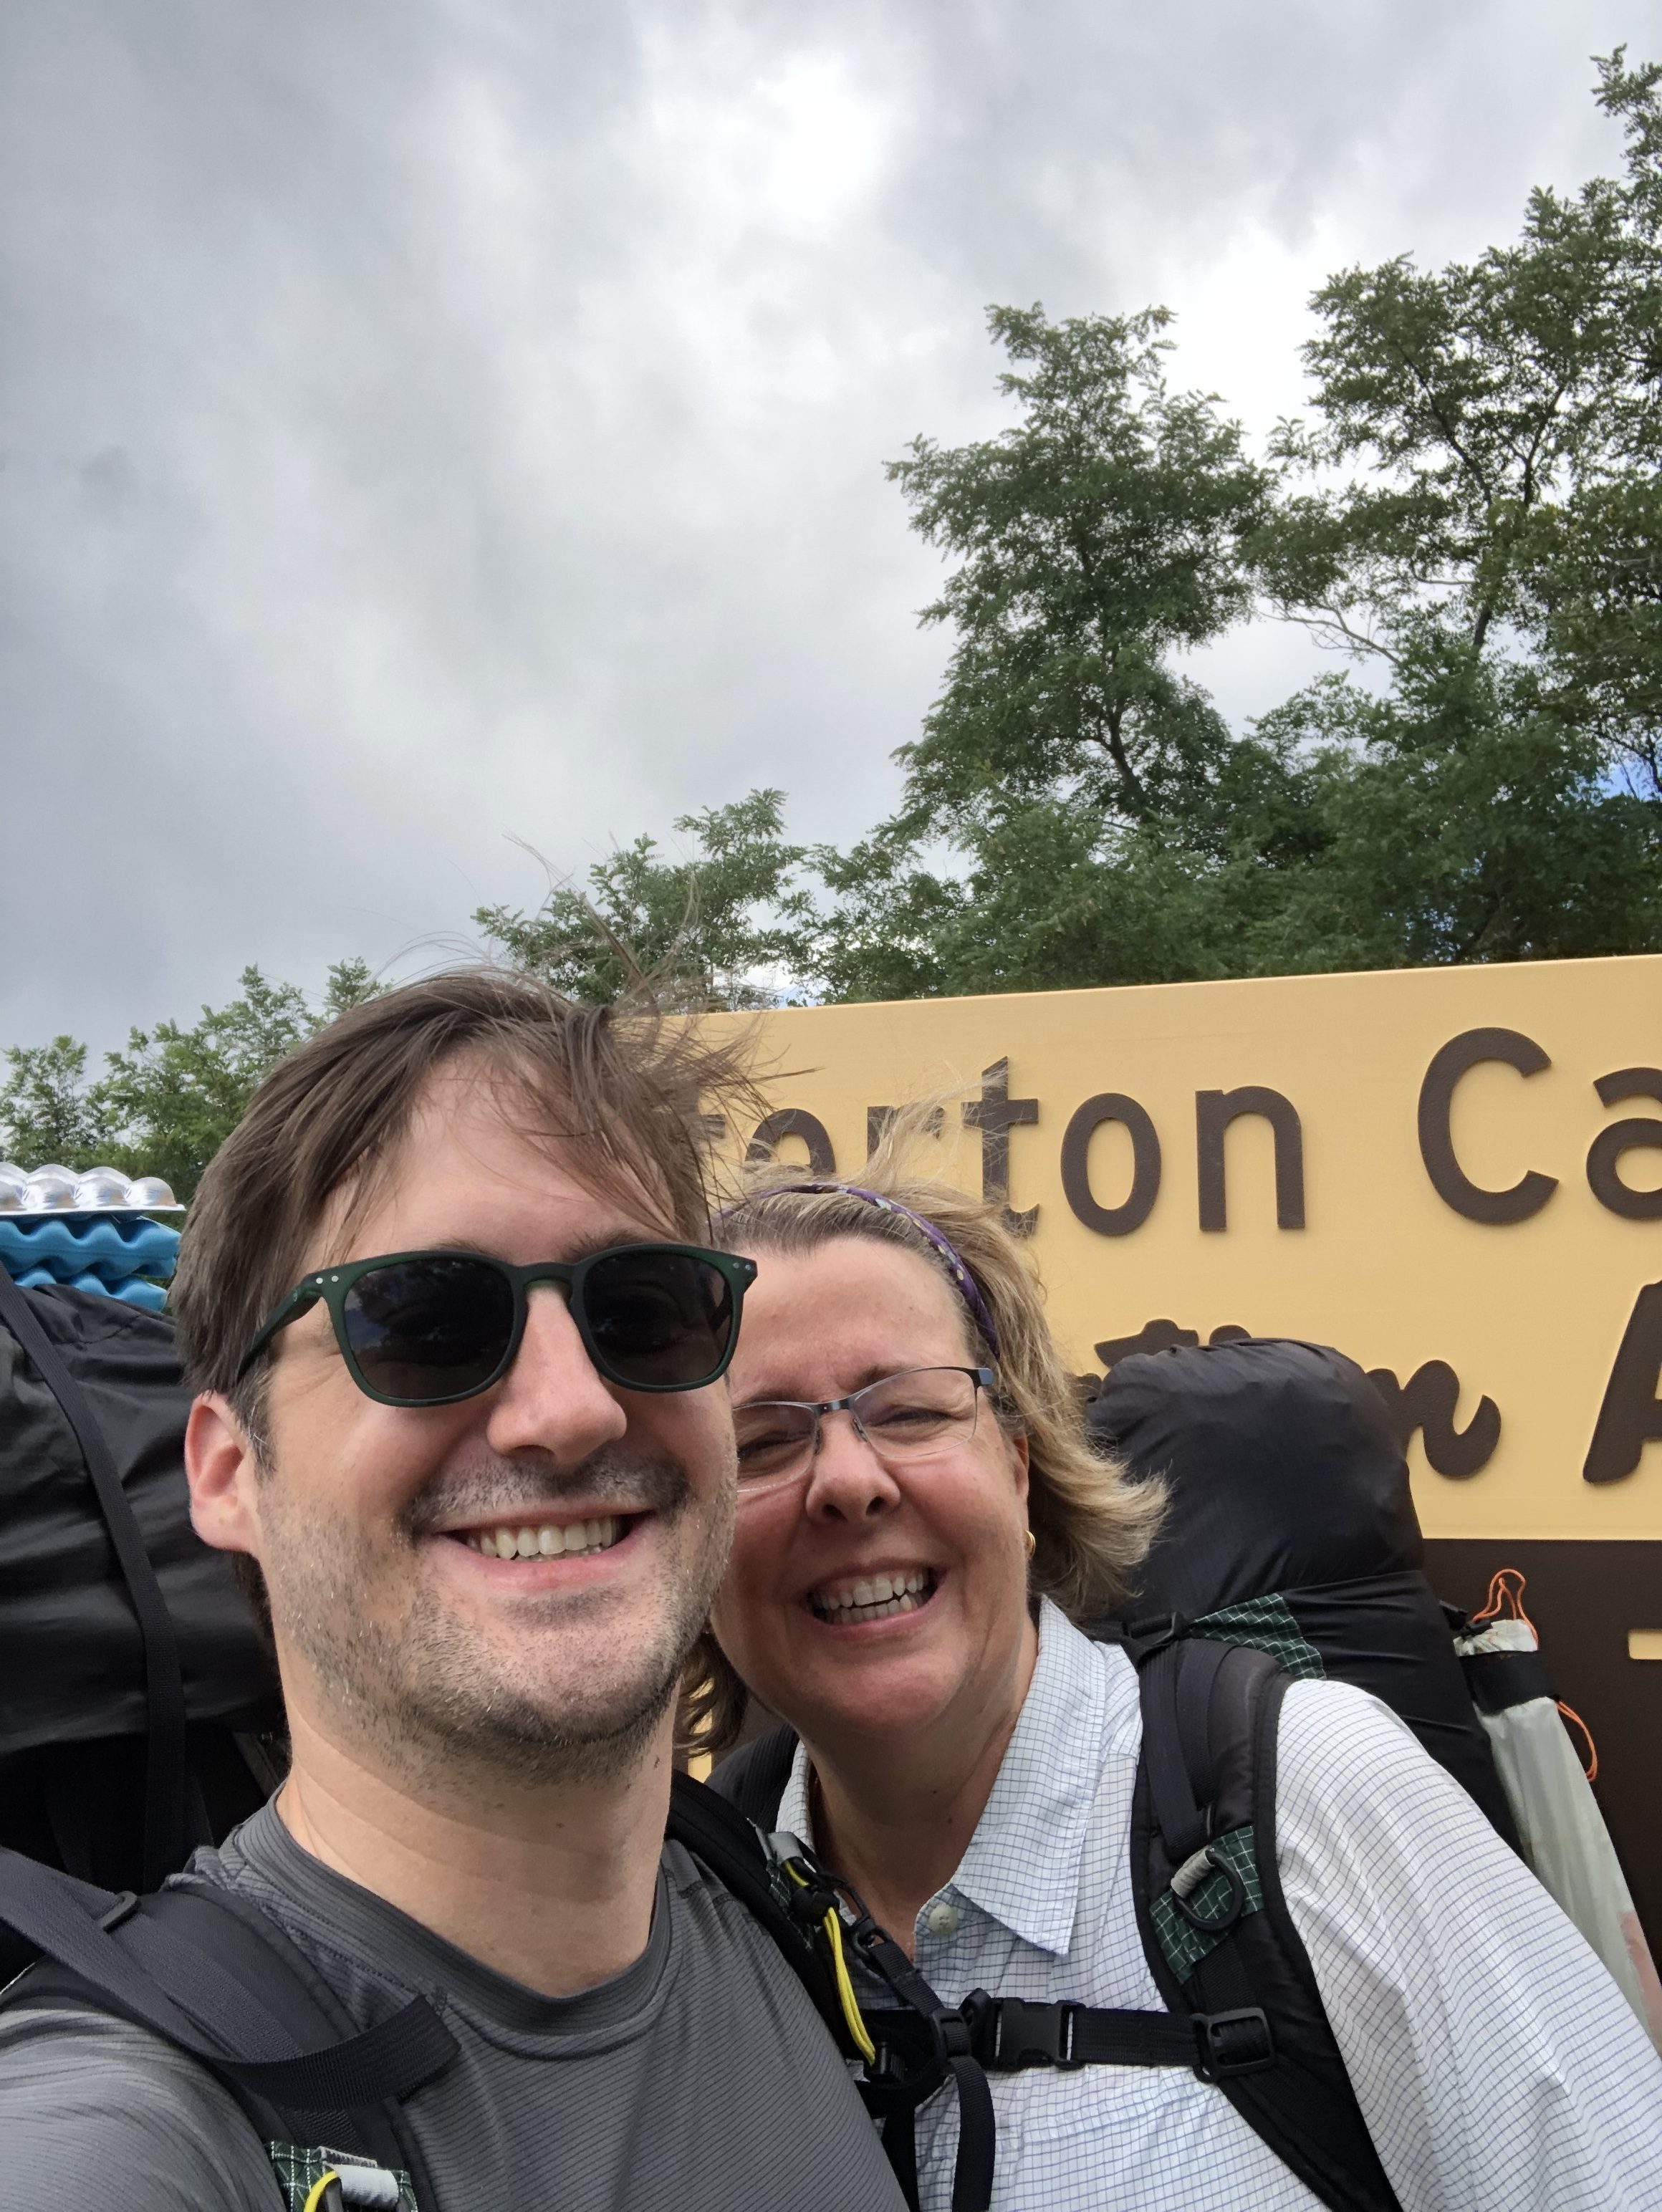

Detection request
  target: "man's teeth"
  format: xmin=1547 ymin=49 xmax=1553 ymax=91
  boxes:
xmin=461 ymin=1517 xmax=623 ymax=1559
xmin=812 ymin=1569 xmax=933 ymax=1622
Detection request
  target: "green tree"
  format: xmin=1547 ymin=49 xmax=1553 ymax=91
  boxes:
xmin=813 ymin=52 xmax=1662 ymax=995
xmin=476 ymin=790 xmax=813 ymax=1009
xmin=1 ymin=960 xmax=382 ymax=1200
xmin=885 ymin=305 xmax=1272 ymax=837
xmin=1249 ymin=47 xmax=1662 ymax=968
xmin=0 ymin=1037 xmax=120 ymax=1168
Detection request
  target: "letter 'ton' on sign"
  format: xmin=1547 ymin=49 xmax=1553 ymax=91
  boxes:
xmin=961 ymin=1059 xmax=1039 ymax=1238
xmin=1417 ymin=1029 xmax=1558 ymax=1223
xmin=1061 ymin=1094 xmax=1161 ymax=1236
xmin=746 ymin=1109 xmax=836 ymax=1175
xmin=1586 ymin=1069 xmax=1662 ymax=1221
xmin=1195 ymin=1087 xmax=1305 ymax=1231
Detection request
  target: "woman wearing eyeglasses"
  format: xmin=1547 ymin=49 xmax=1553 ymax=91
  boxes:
xmin=694 ymin=1155 xmax=1662 ymax=2212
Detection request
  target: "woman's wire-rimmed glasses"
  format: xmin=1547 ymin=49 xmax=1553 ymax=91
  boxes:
xmin=236 ymin=1244 xmax=759 ymax=1407
xmin=732 ymin=1365 xmax=996 ymax=1495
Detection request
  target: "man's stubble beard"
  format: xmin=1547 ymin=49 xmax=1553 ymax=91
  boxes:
xmin=257 ymin=1446 xmax=735 ymax=1792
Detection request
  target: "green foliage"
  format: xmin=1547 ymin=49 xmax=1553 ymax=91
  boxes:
xmin=0 ymin=961 xmax=382 ymax=1201
xmin=475 ymin=791 xmax=814 ymax=1009
xmin=0 ymin=1037 xmax=120 ymax=1170
xmin=815 ymin=51 xmax=1662 ymax=996
xmin=885 ymin=304 xmax=1273 ymax=840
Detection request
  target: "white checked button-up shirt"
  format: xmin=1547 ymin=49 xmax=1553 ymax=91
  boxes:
xmin=779 ymin=1601 xmax=1662 ymax=2212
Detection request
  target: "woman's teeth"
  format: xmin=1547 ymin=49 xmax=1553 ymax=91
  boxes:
xmin=812 ymin=1569 xmax=934 ymax=1622
xmin=461 ymin=1517 xmax=623 ymax=1559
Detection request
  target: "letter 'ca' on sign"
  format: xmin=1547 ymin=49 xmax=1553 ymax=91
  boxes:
xmin=1417 ymin=1029 xmax=1559 ymax=1222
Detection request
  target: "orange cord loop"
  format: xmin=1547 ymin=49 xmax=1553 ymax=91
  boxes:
xmin=1555 ymin=1701 xmax=1600 ymax=1783
xmin=1469 ymin=1567 xmax=1600 ymax=1780
xmin=1471 ymin=1566 xmax=1537 ymax=1638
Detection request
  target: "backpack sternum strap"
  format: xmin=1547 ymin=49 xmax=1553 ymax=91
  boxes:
xmin=959 ymin=1990 xmax=1196 ymax=2072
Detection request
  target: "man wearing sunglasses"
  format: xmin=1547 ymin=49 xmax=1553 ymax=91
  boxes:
xmin=0 ymin=971 xmax=903 ymax=2212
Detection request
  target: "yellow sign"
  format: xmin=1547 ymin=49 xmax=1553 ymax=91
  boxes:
xmin=707 ymin=953 xmax=1662 ymax=1543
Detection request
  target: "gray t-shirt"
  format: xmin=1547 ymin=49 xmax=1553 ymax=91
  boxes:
xmin=0 ymin=1802 xmax=905 ymax=2211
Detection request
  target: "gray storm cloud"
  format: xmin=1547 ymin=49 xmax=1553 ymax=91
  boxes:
xmin=0 ymin=0 xmax=1633 ymax=1049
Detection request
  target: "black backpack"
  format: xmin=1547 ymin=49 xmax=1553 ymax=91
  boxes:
xmin=0 ymin=1276 xmax=281 ymax=1893
xmin=0 ymin=1273 xmax=993 ymax=2212
xmin=713 ymin=1339 xmax=1546 ymax=2212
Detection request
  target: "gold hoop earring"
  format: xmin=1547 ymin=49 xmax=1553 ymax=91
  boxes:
xmin=1024 ymin=1527 xmax=1037 ymax=1561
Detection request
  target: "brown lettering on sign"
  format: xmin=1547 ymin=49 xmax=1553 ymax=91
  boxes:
xmin=1061 ymin=1093 xmax=1161 ymax=1236
xmin=1586 ymin=1069 xmax=1662 ymax=1221
xmin=746 ymin=1108 xmax=836 ymax=1175
xmin=1366 ymin=1362 xmax=1502 ymax=1478
xmin=1584 ymin=1281 xmax=1662 ymax=1484
xmin=1195 ymin=1087 xmax=1305 ymax=1231
xmin=1417 ymin=1029 xmax=1558 ymax=1223
xmin=1092 ymin=1318 xmax=1249 ymax=1369
xmin=867 ymin=1105 xmax=944 ymax=1154
xmin=1095 ymin=1318 xmax=1199 ymax=1367
xmin=962 ymin=1059 xmax=1039 ymax=1238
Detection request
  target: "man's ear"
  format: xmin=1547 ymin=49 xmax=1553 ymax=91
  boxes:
xmin=185 ymin=1392 xmax=264 ymax=1559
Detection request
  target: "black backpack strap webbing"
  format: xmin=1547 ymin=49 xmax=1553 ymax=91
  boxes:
xmin=0 ymin=1847 xmax=452 ymax=2199
xmin=954 ymin=1991 xmax=1196 ymax=2071
xmin=707 ymin=1723 xmax=799 ymax=1828
xmin=666 ymin=1770 xmax=844 ymax=2037
xmin=0 ymin=1273 xmax=195 ymax=1887
xmin=1128 ymin=1639 xmax=1403 ymax=2212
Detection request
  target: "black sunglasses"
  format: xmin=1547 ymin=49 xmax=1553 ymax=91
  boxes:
xmin=236 ymin=1244 xmax=758 ymax=1408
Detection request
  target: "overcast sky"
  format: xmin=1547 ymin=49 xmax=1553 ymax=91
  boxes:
xmin=0 ymin=0 xmax=1642 ymax=1053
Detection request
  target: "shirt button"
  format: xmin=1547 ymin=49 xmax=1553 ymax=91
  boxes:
xmin=923 ymin=1900 xmax=961 ymax=1937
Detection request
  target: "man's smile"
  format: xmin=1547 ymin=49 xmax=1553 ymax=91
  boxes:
xmin=452 ymin=1513 xmax=630 ymax=1559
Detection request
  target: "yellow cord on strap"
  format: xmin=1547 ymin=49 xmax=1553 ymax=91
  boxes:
xmin=784 ymin=1860 xmax=877 ymax=2066
xmin=822 ymin=1905 xmax=878 ymax=2066
xmin=301 ymin=2175 xmax=340 ymax=2212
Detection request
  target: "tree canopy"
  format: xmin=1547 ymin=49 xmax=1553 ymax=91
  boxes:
xmin=504 ymin=49 xmax=1662 ymax=1003
xmin=1 ymin=962 xmax=379 ymax=1198
xmin=474 ymin=791 xmax=812 ymax=1009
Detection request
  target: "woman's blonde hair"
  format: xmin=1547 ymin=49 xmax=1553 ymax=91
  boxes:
xmin=679 ymin=1109 xmax=1166 ymax=1759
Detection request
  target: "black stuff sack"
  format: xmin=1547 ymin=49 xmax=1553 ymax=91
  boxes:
xmin=1087 ymin=1335 xmax=1519 ymax=1849
xmin=0 ymin=1279 xmax=282 ymax=1896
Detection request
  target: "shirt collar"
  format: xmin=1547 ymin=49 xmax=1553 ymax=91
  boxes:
xmin=776 ymin=1600 xmax=1125 ymax=1957
xmin=947 ymin=1600 xmax=1113 ymax=1952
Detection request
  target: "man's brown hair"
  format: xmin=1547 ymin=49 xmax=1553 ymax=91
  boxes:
xmin=172 ymin=967 xmax=756 ymax=1428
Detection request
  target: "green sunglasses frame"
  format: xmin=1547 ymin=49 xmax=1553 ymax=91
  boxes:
xmin=235 ymin=1242 xmax=759 ymax=1407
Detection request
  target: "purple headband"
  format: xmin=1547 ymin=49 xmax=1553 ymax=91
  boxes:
xmin=728 ymin=1180 xmax=999 ymax=1356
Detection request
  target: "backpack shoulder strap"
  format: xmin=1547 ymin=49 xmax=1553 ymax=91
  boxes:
xmin=0 ymin=1845 xmax=451 ymax=2204
xmin=668 ymin=1771 xmax=996 ymax=2212
xmin=706 ymin=1723 xmax=799 ymax=1827
xmin=1125 ymin=1635 xmax=1402 ymax=2212
xmin=666 ymin=1769 xmax=844 ymax=2038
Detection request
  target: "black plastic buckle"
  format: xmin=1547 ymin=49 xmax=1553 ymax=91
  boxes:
xmin=97 ymin=1891 xmax=140 ymax=1932
xmin=962 ymin=1990 xmax=1082 ymax=2069
xmin=1192 ymin=2006 xmax=1275 ymax=2082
